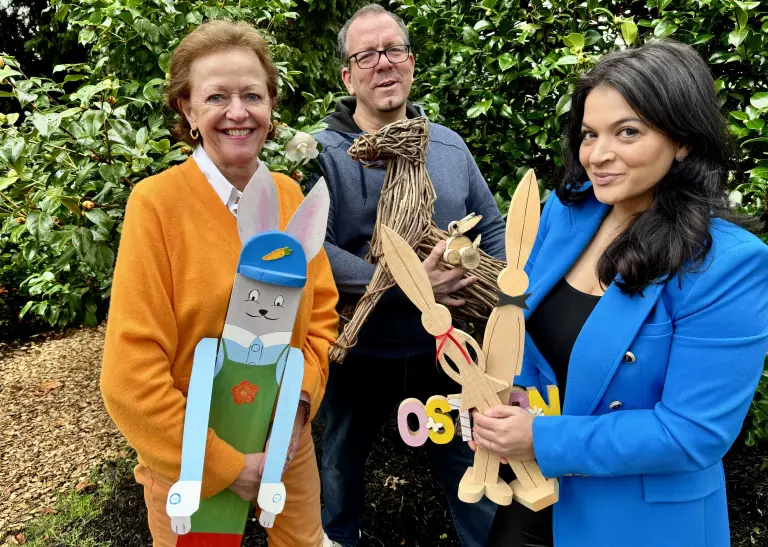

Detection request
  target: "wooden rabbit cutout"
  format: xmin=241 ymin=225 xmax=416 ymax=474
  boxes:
xmin=479 ymin=169 xmax=558 ymax=511
xmin=382 ymin=170 xmax=558 ymax=510
xmin=380 ymin=226 xmax=514 ymax=505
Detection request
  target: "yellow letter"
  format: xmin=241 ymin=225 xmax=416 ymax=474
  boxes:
xmin=425 ymin=395 xmax=456 ymax=444
xmin=526 ymin=385 xmax=561 ymax=416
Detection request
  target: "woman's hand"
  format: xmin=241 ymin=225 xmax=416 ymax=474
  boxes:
xmin=229 ymin=452 xmax=266 ymax=501
xmin=470 ymin=405 xmax=536 ymax=462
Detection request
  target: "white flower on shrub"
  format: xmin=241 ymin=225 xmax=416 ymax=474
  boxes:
xmin=728 ymin=190 xmax=742 ymax=208
xmin=284 ymin=132 xmax=319 ymax=165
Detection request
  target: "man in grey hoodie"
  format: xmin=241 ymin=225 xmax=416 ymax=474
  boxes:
xmin=316 ymin=5 xmax=506 ymax=547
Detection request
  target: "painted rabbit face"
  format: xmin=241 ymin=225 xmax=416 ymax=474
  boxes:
xmin=226 ymin=275 xmax=302 ymax=336
xmin=221 ymin=163 xmax=329 ymax=338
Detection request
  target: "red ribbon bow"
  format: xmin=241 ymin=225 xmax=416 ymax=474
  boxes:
xmin=435 ymin=325 xmax=473 ymax=367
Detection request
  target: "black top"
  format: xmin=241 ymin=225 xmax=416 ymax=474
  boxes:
xmin=525 ymin=278 xmax=601 ymax=401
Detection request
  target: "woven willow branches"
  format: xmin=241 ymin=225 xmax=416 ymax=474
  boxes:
xmin=329 ymin=117 xmax=505 ymax=363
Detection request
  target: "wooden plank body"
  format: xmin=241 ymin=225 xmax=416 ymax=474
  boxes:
xmin=479 ymin=169 xmax=557 ymax=511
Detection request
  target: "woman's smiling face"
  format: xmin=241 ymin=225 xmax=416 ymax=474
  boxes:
xmin=181 ymin=47 xmax=272 ymax=174
xmin=579 ymin=85 xmax=688 ymax=214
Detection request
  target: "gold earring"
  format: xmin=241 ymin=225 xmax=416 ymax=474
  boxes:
xmin=190 ymin=128 xmax=199 ymax=140
xmin=268 ymin=121 xmax=275 ymax=133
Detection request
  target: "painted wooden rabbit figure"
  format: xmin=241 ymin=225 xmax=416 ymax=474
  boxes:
xmin=164 ymin=164 xmax=330 ymax=545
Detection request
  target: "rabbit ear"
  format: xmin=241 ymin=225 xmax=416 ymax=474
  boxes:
xmin=505 ymin=169 xmax=540 ymax=270
xmin=237 ymin=162 xmax=280 ymax=244
xmin=285 ymin=177 xmax=330 ymax=261
xmin=379 ymin=225 xmax=436 ymax=314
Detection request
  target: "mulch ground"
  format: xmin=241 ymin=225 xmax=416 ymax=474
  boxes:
xmin=0 ymin=326 xmax=127 ymax=535
xmin=1 ymin=326 xmax=766 ymax=546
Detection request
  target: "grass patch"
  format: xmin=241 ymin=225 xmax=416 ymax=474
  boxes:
xmin=23 ymin=489 xmax=108 ymax=547
xmin=20 ymin=454 xmax=148 ymax=547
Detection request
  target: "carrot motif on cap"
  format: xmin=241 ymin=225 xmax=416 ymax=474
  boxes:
xmin=262 ymin=247 xmax=292 ymax=261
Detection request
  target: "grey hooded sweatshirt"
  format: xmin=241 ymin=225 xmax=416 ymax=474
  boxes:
xmin=316 ymin=97 xmax=506 ymax=359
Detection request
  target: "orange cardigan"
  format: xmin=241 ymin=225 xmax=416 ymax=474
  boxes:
xmin=100 ymin=158 xmax=339 ymax=498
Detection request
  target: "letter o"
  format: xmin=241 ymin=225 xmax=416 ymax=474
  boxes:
xmin=397 ymin=398 xmax=429 ymax=447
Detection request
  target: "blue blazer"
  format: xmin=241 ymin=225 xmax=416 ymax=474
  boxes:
xmin=517 ymin=190 xmax=768 ymax=547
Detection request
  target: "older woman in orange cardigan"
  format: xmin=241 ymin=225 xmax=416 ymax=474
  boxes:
xmin=100 ymin=21 xmax=338 ymax=546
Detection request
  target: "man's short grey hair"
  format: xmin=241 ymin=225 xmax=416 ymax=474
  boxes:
xmin=338 ymin=4 xmax=410 ymax=64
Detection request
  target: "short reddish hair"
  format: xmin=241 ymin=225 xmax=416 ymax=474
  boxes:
xmin=167 ymin=20 xmax=279 ymax=145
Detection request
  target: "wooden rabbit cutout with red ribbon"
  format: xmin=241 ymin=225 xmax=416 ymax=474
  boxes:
xmin=382 ymin=170 xmax=558 ymax=509
xmin=380 ymin=225 xmax=514 ymax=505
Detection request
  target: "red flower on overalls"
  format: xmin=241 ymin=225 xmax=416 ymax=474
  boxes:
xmin=231 ymin=380 xmax=259 ymax=405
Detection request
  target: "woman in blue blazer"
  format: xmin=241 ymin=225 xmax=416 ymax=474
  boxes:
xmin=472 ymin=40 xmax=768 ymax=547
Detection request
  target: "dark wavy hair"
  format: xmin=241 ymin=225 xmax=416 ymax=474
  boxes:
xmin=559 ymin=39 xmax=736 ymax=294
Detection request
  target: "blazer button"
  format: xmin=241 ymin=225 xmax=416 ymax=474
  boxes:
xmin=609 ymin=401 xmax=623 ymax=410
xmin=622 ymin=351 xmax=636 ymax=364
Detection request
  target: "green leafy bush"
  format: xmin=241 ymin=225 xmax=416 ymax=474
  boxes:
xmin=398 ymin=0 xmax=768 ymax=225
xmin=0 ymin=0 xmax=334 ymax=329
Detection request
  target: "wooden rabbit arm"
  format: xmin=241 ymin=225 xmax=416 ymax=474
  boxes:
xmin=453 ymin=330 xmax=487 ymax=373
xmin=437 ymin=348 xmax=466 ymax=385
xmin=435 ymin=326 xmax=483 ymax=386
xmin=483 ymin=305 xmax=526 ymax=390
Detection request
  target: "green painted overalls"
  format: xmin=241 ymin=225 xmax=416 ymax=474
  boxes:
xmin=190 ymin=342 xmax=289 ymax=534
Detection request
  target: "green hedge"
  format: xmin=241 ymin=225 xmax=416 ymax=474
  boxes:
xmin=397 ymin=0 xmax=768 ymax=226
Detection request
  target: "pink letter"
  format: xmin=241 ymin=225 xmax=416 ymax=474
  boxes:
xmin=397 ymin=398 xmax=429 ymax=447
xmin=508 ymin=389 xmax=530 ymax=409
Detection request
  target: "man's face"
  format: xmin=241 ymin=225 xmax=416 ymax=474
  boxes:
xmin=341 ymin=13 xmax=415 ymax=119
